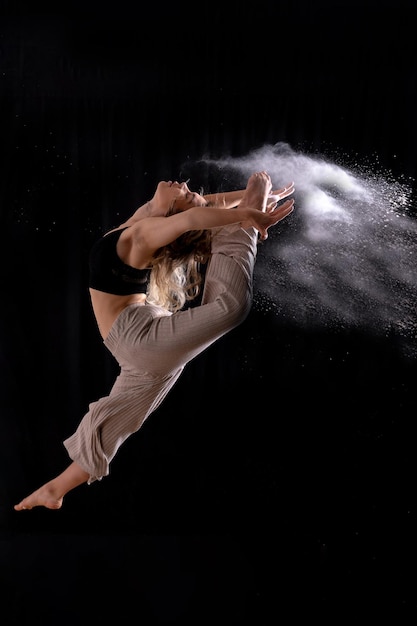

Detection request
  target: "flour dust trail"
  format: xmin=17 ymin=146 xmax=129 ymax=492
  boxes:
xmin=185 ymin=142 xmax=417 ymax=357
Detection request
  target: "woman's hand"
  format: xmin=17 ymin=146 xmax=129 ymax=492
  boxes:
xmin=269 ymin=181 xmax=295 ymax=203
xmin=245 ymin=198 xmax=295 ymax=241
xmin=239 ymin=173 xmax=295 ymax=238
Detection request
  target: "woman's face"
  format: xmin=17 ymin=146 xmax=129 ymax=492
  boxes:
xmin=155 ymin=180 xmax=207 ymax=213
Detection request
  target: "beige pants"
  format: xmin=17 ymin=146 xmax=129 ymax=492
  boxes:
xmin=64 ymin=224 xmax=258 ymax=483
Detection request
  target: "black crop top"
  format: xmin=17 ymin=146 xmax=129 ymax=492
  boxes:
xmin=89 ymin=227 xmax=151 ymax=295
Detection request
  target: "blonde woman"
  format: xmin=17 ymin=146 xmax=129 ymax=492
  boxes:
xmin=14 ymin=171 xmax=294 ymax=511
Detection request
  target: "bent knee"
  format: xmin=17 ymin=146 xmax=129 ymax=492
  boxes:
xmin=218 ymin=291 xmax=252 ymax=328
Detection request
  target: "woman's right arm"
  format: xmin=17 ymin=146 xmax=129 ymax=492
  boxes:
xmin=133 ymin=200 xmax=294 ymax=255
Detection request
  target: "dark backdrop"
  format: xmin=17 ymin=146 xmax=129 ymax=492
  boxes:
xmin=1 ymin=1 xmax=417 ymax=623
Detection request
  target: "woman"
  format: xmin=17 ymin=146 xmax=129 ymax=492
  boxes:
xmin=14 ymin=171 xmax=294 ymax=511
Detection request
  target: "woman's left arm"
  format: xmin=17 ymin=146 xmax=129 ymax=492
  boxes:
xmin=204 ymin=181 xmax=295 ymax=209
xmin=203 ymin=189 xmax=245 ymax=209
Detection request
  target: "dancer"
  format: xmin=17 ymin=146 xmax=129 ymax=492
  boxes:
xmin=14 ymin=171 xmax=294 ymax=510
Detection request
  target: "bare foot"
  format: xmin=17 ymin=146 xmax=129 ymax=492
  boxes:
xmin=239 ymin=171 xmax=272 ymax=214
xmin=14 ymin=482 xmax=64 ymax=511
xmin=14 ymin=462 xmax=89 ymax=510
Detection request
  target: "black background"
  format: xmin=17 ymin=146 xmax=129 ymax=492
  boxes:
xmin=1 ymin=0 xmax=417 ymax=623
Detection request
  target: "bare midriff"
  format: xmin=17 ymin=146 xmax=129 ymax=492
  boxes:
xmin=89 ymin=288 xmax=147 ymax=340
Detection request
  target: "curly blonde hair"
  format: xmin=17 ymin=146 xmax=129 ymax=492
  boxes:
xmin=147 ymin=228 xmax=212 ymax=312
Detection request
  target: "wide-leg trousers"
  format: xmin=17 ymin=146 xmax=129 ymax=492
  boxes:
xmin=63 ymin=224 xmax=258 ymax=483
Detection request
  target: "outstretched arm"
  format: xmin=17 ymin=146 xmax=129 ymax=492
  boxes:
xmin=132 ymin=198 xmax=294 ymax=258
xmin=204 ymin=181 xmax=295 ymax=209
